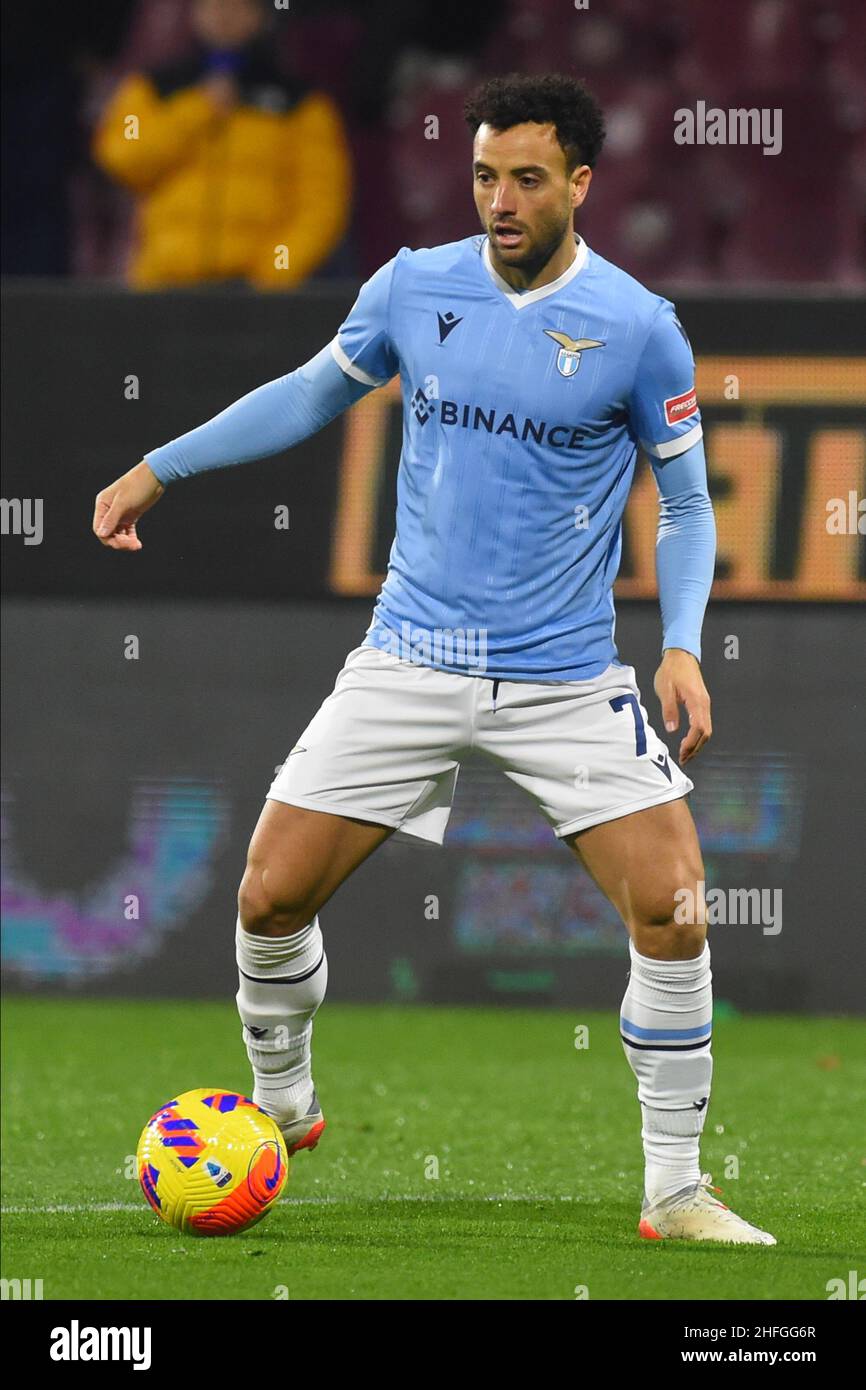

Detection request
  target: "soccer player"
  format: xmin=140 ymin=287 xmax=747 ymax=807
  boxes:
xmin=93 ymin=74 xmax=775 ymax=1244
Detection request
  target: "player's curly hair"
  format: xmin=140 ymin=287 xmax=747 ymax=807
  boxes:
xmin=464 ymin=73 xmax=606 ymax=171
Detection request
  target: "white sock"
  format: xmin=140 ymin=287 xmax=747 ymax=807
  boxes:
xmin=620 ymin=940 xmax=713 ymax=1205
xmin=235 ymin=915 xmax=327 ymax=1125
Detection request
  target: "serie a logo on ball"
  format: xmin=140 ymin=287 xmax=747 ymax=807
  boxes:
xmin=136 ymin=1088 xmax=289 ymax=1235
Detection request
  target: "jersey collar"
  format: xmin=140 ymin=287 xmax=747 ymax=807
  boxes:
xmin=482 ymin=234 xmax=589 ymax=310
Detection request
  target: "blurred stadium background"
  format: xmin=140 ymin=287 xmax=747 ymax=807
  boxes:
xmin=2 ymin=0 xmax=864 ymax=1019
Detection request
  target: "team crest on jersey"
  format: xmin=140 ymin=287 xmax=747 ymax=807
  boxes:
xmin=543 ymin=330 xmax=605 ymax=378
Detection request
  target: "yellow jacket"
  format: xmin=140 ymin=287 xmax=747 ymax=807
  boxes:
xmin=93 ymin=53 xmax=352 ymax=290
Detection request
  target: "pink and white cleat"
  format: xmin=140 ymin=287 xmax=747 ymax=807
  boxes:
xmin=275 ymin=1089 xmax=326 ymax=1157
xmin=639 ymin=1173 xmax=776 ymax=1245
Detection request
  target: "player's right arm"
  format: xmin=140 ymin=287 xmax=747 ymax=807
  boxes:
xmin=92 ymin=253 xmax=405 ymax=549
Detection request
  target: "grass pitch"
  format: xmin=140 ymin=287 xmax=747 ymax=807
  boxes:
xmin=1 ymin=999 xmax=862 ymax=1301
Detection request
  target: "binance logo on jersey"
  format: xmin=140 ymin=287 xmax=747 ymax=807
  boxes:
xmin=411 ymin=387 xmax=435 ymax=424
xmin=411 ymin=389 xmax=586 ymax=450
xmin=543 ymin=330 xmax=605 ymax=378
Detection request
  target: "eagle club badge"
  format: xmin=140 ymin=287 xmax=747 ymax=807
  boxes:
xmin=543 ymin=330 xmax=605 ymax=378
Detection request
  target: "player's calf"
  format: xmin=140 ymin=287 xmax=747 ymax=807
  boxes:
xmin=234 ymin=803 xmax=391 ymax=1146
xmin=233 ymin=807 xmax=343 ymax=1129
xmin=619 ymin=863 xmax=713 ymax=1209
xmin=620 ymin=925 xmax=713 ymax=1208
xmin=234 ymin=912 xmax=328 ymax=1133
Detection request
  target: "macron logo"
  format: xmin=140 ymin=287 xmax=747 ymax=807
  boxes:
xmin=437 ymin=311 xmax=463 ymax=344
xmin=652 ymin=752 xmax=673 ymax=782
xmin=50 ymin=1321 xmax=152 ymax=1371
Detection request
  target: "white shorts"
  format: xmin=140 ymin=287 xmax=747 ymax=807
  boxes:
xmin=267 ymin=646 xmax=693 ymax=846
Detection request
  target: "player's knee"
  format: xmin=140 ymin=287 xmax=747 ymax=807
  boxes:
xmin=237 ymin=863 xmax=316 ymax=936
xmin=629 ymin=859 xmax=707 ymax=956
xmin=633 ymin=919 xmax=706 ymax=960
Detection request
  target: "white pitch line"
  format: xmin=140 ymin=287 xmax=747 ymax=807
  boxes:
xmin=1 ymin=1194 xmax=578 ymax=1215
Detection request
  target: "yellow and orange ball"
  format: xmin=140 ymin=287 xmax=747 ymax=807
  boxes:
xmin=137 ymin=1088 xmax=288 ymax=1236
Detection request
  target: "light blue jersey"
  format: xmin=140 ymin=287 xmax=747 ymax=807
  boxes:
xmin=333 ymin=234 xmax=705 ymax=680
xmin=145 ymin=233 xmax=714 ymax=681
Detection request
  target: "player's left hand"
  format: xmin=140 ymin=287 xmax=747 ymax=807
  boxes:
xmin=654 ymin=648 xmax=712 ymax=765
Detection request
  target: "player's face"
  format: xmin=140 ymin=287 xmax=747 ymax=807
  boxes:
xmin=472 ymin=122 xmax=591 ymax=281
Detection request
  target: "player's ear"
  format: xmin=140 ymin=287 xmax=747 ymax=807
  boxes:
xmin=572 ymin=164 xmax=592 ymax=209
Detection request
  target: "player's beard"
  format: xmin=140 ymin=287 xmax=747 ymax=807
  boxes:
xmin=487 ymin=204 xmax=575 ymax=282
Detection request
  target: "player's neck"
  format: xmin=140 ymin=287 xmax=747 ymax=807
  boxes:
xmin=488 ymin=232 xmax=578 ymax=293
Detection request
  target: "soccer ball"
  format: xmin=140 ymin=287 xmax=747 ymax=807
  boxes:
xmin=136 ymin=1088 xmax=289 ymax=1236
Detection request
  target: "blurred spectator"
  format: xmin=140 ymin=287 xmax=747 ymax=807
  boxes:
xmin=4 ymin=0 xmax=862 ymax=287
xmin=92 ymin=0 xmax=352 ymax=289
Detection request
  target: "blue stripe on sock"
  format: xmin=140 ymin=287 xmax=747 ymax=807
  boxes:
xmin=620 ymin=1016 xmax=712 ymax=1041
